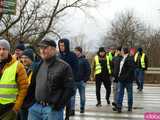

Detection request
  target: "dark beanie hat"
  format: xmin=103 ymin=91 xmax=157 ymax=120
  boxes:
xmin=16 ymin=43 xmax=25 ymax=51
xmin=122 ymin=47 xmax=129 ymax=54
xmin=98 ymin=47 xmax=105 ymax=52
xmin=116 ymin=46 xmax=122 ymax=51
xmin=22 ymin=49 xmax=34 ymax=61
xmin=75 ymin=46 xmax=82 ymax=53
xmin=137 ymin=47 xmax=143 ymax=53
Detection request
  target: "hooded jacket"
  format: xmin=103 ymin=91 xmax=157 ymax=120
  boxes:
xmin=58 ymin=38 xmax=78 ymax=80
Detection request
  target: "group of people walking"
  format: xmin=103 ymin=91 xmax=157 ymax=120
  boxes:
xmin=92 ymin=46 xmax=148 ymax=113
xmin=0 ymin=37 xmax=148 ymax=120
xmin=0 ymin=37 xmax=91 ymax=120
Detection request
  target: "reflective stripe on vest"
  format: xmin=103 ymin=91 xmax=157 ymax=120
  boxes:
xmin=94 ymin=55 xmax=111 ymax=75
xmin=0 ymin=61 xmax=18 ymax=104
xmin=95 ymin=55 xmax=101 ymax=75
xmin=134 ymin=52 xmax=145 ymax=68
xmin=106 ymin=55 xmax=111 ymax=74
xmin=108 ymin=52 xmax=113 ymax=61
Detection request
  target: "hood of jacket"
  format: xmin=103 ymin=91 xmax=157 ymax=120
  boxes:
xmin=58 ymin=38 xmax=70 ymax=53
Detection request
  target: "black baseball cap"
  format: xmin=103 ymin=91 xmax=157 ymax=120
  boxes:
xmin=38 ymin=38 xmax=57 ymax=48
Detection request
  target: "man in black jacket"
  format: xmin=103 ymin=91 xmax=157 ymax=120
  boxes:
xmin=27 ymin=38 xmax=74 ymax=120
xmin=72 ymin=46 xmax=91 ymax=113
xmin=58 ymin=38 xmax=79 ymax=120
xmin=116 ymin=48 xmax=135 ymax=113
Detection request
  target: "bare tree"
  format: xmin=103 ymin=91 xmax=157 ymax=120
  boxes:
xmin=104 ymin=10 xmax=146 ymax=48
xmin=145 ymin=30 xmax=160 ymax=67
xmin=0 ymin=0 xmax=29 ymax=35
xmin=0 ymin=0 xmax=97 ymax=49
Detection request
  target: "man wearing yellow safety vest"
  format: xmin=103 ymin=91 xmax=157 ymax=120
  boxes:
xmin=134 ymin=47 xmax=148 ymax=91
xmin=0 ymin=38 xmax=28 ymax=120
xmin=92 ymin=47 xmax=112 ymax=107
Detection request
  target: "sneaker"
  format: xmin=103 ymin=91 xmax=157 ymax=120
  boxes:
xmin=96 ymin=103 xmax=102 ymax=107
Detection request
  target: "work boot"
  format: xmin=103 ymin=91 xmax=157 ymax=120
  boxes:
xmin=128 ymin=107 xmax=132 ymax=112
xmin=80 ymin=108 xmax=85 ymax=113
xmin=107 ymin=99 xmax=110 ymax=105
xmin=112 ymin=107 xmax=117 ymax=111
xmin=117 ymin=107 xmax=122 ymax=113
xmin=112 ymin=102 xmax=116 ymax=107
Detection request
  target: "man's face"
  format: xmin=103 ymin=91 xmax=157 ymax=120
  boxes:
xmin=99 ymin=51 xmax=105 ymax=57
xmin=15 ymin=49 xmax=23 ymax=58
xmin=39 ymin=45 xmax=56 ymax=60
xmin=21 ymin=55 xmax=32 ymax=66
xmin=0 ymin=46 xmax=9 ymax=60
xmin=59 ymin=42 xmax=65 ymax=52
xmin=74 ymin=49 xmax=81 ymax=57
xmin=116 ymin=50 xmax=121 ymax=55
xmin=121 ymin=50 xmax=125 ymax=56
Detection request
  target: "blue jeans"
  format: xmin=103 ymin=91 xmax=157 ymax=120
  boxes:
xmin=135 ymin=68 xmax=144 ymax=90
xmin=28 ymin=103 xmax=64 ymax=120
xmin=72 ymin=81 xmax=86 ymax=110
xmin=117 ymin=81 xmax=133 ymax=108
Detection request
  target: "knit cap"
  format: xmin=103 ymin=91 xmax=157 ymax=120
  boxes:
xmin=22 ymin=49 xmax=34 ymax=61
xmin=0 ymin=39 xmax=10 ymax=51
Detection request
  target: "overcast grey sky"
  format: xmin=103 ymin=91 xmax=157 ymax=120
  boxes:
xmin=55 ymin=0 xmax=160 ymax=51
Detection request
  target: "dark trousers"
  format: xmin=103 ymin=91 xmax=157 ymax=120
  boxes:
xmin=135 ymin=68 xmax=144 ymax=90
xmin=0 ymin=103 xmax=16 ymax=120
xmin=95 ymin=77 xmax=111 ymax=103
xmin=65 ymin=103 xmax=71 ymax=119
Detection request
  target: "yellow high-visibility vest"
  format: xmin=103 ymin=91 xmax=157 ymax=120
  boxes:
xmin=94 ymin=55 xmax=111 ymax=75
xmin=0 ymin=61 xmax=18 ymax=104
xmin=108 ymin=52 xmax=113 ymax=61
xmin=134 ymin=52 xmax=145 ymax=68
xmin=28 ymin=72 xmax=33 ymax=85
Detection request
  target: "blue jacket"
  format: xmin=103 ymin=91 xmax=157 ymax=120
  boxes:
xmin=58 ymin=38 xmax=78 ymax=80
xmin=76 ymin=55 xmax=91 ymax=82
